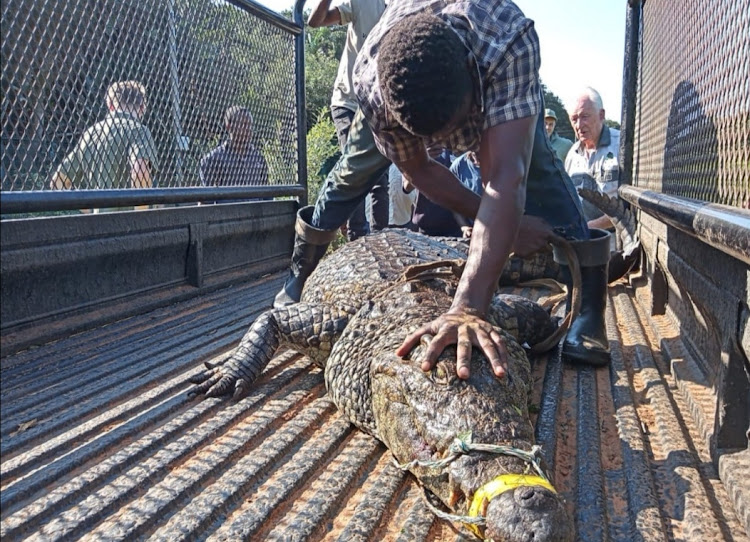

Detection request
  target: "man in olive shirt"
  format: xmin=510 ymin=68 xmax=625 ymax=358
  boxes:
xmin=544 ymin=108 xmax=573 ymax=163
xmin=51 ymin=81 xmax=159 ymax=194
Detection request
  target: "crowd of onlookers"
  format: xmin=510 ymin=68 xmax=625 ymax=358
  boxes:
xmin=50 ymin=1 xmax=620 ymax=244
xmin=48 ymin=81 xmax=270 ymax=211
xmin=48 ymin=0 xmax=624 ymax=370
xmin=361 ymin=87 xmax=620 ymax=244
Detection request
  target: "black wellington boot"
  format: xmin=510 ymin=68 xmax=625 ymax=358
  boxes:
xmin=273 ymin=206 xmax=338 ymax=308
xmin=554 ymin=228 xmax=612 ymax=366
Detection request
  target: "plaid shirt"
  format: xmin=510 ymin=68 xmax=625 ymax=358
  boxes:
xmin=353 ymin=0 xmax=542 ymax=163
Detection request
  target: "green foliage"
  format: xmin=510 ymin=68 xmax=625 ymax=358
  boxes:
xmin=605 ymin=119 xmax=621 ymax=130
xmin=305 ymin=48 xmax=340 ymax=131
xmin=305 ymin=109 xmax=339 ymax=204
xmin=304 ymin=23 xmax=347 ymax=131
xmin=305 ymin=23 xmax=347 ymax=59
xmin=262 ymin=119 xmax=298 ymax=186
xmin=542 ymin=84 xmax=575 ymax=141
xmin=302 ymin=20 xmax=346 ymax=204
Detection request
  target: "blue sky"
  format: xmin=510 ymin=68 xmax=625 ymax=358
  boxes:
xmin=256 ymin=0 xmax=627 ymax=121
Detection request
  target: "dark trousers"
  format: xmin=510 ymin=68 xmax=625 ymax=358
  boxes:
xmin=315 ymin=105 xmax=589 ymax=241
xmin=330 ymin=106 xmax=389 ymax=239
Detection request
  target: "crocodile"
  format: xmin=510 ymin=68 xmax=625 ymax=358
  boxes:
xmin=191 ymin=229 xmax=576 ymax=541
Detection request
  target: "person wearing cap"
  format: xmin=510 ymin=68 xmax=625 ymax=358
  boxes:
xmin=544 ymin=108 xmax=573 ymax=163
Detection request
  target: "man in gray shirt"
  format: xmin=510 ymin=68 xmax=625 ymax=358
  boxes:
xmin=200 ymin=106 xmax=269 ymax=189
xmin=565 ymin=87 xmax=620 ymax=231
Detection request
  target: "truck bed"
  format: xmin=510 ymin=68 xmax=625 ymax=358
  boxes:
xmin=1 ymin=270 xmax=748 ymax=541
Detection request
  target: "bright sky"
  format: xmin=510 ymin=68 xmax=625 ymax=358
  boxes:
xmin=256 ymin=0 xmax=627 ymax=121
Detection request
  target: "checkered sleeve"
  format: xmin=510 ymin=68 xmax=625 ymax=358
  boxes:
xmin=367 ymin=115 xmax=424 ymax=163
xmin=482 ymin=21 xmax=542 ymax=129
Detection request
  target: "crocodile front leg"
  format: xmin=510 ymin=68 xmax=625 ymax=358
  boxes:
xmin=189 ymin=303 xmax=354 ymax=399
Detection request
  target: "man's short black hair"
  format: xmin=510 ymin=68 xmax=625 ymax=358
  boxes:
xmin=377 ymin=11 xmax=473 ymax=137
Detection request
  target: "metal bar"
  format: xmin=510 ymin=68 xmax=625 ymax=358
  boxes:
xmin=294 ymin=0 xmax=309 ymax=206
xmin=225 ymin=0 xmax=303 ymax=35
xmin=619 ymin=185 xmax=750 ymax=265
xmin=0 ymin=186 xmax=306 ymax=214
xmin=619 ymin=0 xmax=641 ymax=186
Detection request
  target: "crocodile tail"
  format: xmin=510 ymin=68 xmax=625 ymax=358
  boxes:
xmin=578 ymin=188 xmax=640 ymax=256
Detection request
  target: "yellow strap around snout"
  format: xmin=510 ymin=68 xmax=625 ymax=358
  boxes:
xmin=465 ymin=474 xmax=557 ymax=539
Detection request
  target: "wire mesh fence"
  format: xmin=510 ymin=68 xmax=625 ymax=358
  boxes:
xmin=1 ymin=0 xmax=301 ymax=202
xmin=632 ymin=0 xmax=750 ymax=209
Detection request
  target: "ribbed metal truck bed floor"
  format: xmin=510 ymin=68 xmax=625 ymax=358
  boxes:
xmin=1 ymin=272 xmax=748 ymax=541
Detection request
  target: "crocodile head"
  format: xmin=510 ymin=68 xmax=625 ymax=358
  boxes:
xmin=364 ymin=282 xmax=574 ymax=541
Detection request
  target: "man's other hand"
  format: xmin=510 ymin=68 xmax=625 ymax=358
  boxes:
xmin=512 ymin=215 xmax=553 ymax=257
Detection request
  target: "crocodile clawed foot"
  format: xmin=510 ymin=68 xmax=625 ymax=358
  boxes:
xmin=187 ymin=371 xmax=225 ymax=399
xmin=204 ymin=374 xmax=235 ymax=398
xmin=188 ymin=369 xmax=214 ymax=385
xmin=233 ymin=378 xmax=249 ymax=401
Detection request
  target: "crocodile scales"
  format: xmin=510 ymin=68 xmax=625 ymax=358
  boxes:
xmin=191 ymin=229 xmax=574 ymax=541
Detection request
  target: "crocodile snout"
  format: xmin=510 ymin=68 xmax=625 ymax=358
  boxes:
xmin=516 ymin=485 xmax=554 ymax=507
xmin=484 ymin=486 xmax=574 ymax=542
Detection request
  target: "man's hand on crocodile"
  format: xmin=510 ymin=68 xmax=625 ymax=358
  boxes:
xmin=513 ymin=215 xmax=554 ymax=258
xmin=396 ymin=308 xmax=509 ymax=380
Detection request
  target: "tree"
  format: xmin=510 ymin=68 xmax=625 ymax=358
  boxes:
xmin=605 ymin=119 xmax=621 ymax=130
xmin=304 ymin=21 xmax=346 ymax=131
xmin=542 ymin=84 xmax=575 ymax=141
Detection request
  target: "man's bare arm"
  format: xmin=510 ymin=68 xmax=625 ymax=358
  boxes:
xmin=131 ymin=158 xmax=152 ymax=189
xmin=452 ymin=116 xmax=534 ymax=318
xmin=588 ymin=214 xmax=613 ymax=230
xmin=50 ymin=171 xmax=73 ymax=190
xmin=307 ymin=0 xmax=341 ymax=27
xmin=396 ymin=116 xmax=537 ymax=379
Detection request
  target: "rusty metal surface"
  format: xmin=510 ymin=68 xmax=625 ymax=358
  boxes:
xmin=1 ymin=276 xmax=748 ymax=541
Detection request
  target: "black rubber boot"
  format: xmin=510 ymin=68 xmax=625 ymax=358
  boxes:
xmin=273 ymin=206 xmax=338 ymax=308
xmin=554 ymin=228 xmax=612 ymax=366
xmin=608 ymin=249 xmax=639 ymax=284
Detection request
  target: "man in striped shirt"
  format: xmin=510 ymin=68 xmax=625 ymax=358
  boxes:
xmin=275 ymin=0 xmax=612 ymax=372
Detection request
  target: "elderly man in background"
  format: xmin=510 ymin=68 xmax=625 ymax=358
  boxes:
xmin=544 ymin=108 xmax=573 ymax=163
xmin=565 ymin=87 xmax=620 ymax=232
xmin=565 ymin=87 xmax=637 ymax=283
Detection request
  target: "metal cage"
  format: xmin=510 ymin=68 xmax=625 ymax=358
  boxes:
xmin=1 ymin=0 xmax=307 ymax=213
